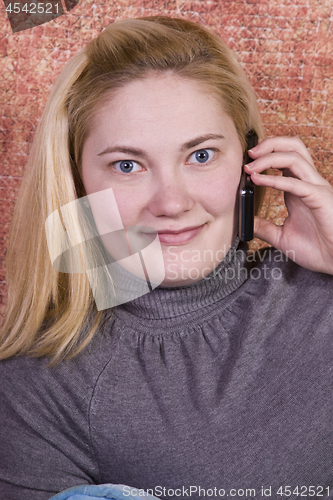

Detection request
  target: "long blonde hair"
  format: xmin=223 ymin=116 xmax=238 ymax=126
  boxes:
xmin=0 ymin=16 xmax=266 ymax=363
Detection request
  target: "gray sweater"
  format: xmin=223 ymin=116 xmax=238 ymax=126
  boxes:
xmin=1 ymin=238 xmax=333 ymax=500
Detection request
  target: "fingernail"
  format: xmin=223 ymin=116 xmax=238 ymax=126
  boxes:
xmin=248 ymin=145 xmax=258 ymax=152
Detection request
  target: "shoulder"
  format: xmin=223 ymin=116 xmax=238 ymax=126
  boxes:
xmin=247 ymin=245 xmax=333 ymax=285
xmin=241 ymin=245 xmax=333 ymax=324
xmin=0 ymin=312 xmax=117 ymax=408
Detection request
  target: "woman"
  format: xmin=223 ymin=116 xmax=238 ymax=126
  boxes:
xmin=1 ymin=16 xmax=333 ymax=500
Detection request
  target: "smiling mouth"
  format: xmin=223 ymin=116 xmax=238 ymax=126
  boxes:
xmin=155 ymin=224 xmax=206 ymax=245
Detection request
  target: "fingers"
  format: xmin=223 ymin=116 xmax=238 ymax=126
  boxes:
xmin=250 ymin=171 xmax=311 ymax=198
xmin=245 ymin=151 xmax=329 ymax=186
xmin=245 ymin=136 xmax=330 ymax=187
xmin=250 ymin=171 xmax=333 ymax=211
xmin=248 ymin=136 xmax=315 ymax=167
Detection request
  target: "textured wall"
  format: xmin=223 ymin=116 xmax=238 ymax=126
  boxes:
xmin=1 ymin=0 xmax=333 ymax=319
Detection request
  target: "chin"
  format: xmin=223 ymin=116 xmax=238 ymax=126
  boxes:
xmin=159 ymin=262 xmax=215 ymax=287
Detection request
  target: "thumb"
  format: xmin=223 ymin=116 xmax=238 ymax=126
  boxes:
xmin=253 ymin=216 xmax=283 ymax=249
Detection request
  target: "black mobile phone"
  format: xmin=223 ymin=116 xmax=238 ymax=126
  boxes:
xmin=238 ymin=130 xmax=258 ymax=242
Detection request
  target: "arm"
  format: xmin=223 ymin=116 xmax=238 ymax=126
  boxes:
xmin=0 ymin=481 xmax=57 ymax=500
xmin=0 ymin=356 xmax=99 ymax=500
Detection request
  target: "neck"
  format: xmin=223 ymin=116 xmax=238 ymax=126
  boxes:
xmin=114 ymin=236 xmax=249 ymax=321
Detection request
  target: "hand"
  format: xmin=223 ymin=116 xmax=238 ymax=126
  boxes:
xmin=245 ymin=136 xmax=333 ymax=275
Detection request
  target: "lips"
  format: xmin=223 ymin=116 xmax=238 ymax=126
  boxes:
xmin=156 ymin=224 xmax=206 ymax=245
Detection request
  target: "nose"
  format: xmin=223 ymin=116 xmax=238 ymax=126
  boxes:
xmin=147 ymin=169 xmax=195 ymax=218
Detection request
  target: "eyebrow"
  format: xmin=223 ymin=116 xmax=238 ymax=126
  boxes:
xmin=97 ymin=134 xmax=225 ymax=157
xmin=180 ymin=134 xmax=225 ymax=151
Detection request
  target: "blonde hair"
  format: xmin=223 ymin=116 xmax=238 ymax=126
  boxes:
xmin=0 ymin=16 xmax=266 ymax=363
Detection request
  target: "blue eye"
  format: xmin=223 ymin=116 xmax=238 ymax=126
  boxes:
xmin=113 ymin=160 xmax=141 ymax=173
xmin=190 ymin=149 xmax=215 ymax=164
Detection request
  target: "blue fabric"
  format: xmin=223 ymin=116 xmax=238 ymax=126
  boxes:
xmin=50 ymin=484 xmax=159 ymax=500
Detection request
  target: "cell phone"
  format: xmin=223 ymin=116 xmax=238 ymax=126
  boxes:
xmin=238 ymin=130 xmax=258 ymax=242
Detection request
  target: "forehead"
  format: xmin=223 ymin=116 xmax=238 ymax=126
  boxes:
xmin=89 ymin=73 xmax=234 ymax=134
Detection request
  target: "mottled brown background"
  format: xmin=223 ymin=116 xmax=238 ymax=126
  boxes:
xmin=0 ymin=0 xmax=333 ymax=320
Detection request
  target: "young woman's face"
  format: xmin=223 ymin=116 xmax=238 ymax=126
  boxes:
xmin=81 ymin=73 xmax=243 ymax=286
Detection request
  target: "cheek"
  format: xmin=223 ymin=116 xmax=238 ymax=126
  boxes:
xmin=198 ymin=169 xmax=241 ymax=216
xmin=109 ymin=188 xmax=146 ymax=226
xmin=81 ymin=165 xmax=100 ymax=196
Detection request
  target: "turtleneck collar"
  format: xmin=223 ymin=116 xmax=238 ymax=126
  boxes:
xmin=115 ymin=237 xmax=250 ymax=320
